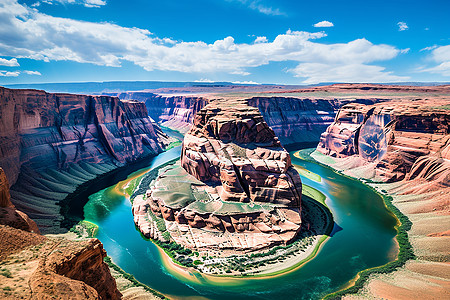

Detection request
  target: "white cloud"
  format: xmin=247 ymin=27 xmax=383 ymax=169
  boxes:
xmin=291 ymin=63 xmax=408 ymax=84
xmin=194 ymin=78 xmax=215 ymax=83
xmin=232 ymin=80 xmax=259 ymax=84
xmin=400 ymin=48 xmax=410 ymax=54
xmin=35 ymin=0 xmax=106 ymax=8
xmin=0 ymin=70 xmax=20 ymax=77
xmin=230 ymin=0 xmax=284 ymax=16
xmin=420 ymin=45 xmax=437 ymax=52
xmin=0 ymin=0 xmax=404 ymax=84
xmin=397 ymin=21 xmax=408 ymax=31
xmin=313 ymin=21 xmax=334 ymax=28
xmin=254 ymin=36 xmax=268 ymax=43
xmin=421 ymin=45 xmax=450 ymax=76
xmin=0 ymin=57 xmax=19 ymax=66
xmin=24 ymin=70 xmax=41 ymax=75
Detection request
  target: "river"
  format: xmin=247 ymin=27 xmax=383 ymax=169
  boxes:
xmin=82 ymin=146 xmax=398 ymax=300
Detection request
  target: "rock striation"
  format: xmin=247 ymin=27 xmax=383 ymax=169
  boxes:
xmin=0 ymin=167 xmax=40 ymax=234
xmin=313 ymin=95 xmax=450 ymax=300
xmin=116 ymin=92 xmax=208 ymax=133
xmin=0 ymin=87 xmax=171 ymax=232
xmin=317 ymin=101 xmax=450 ymax=181
xmin=0 ymin=225 xmax=122 ymax=300
xmin=247 ymin=97 xmax=341 ymax=146
xmin=134 ymin=99 xmax=303 ymax=253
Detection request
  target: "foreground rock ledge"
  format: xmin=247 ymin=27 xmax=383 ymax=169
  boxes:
xmin=134 ymin=99 xmax=303 ymax=253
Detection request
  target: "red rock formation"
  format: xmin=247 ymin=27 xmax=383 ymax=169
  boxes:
xmin=181 ymin=99 xmax=302 ymax=206
xmin=0 ymin=225 xmax=121 ymax=300
xmin=0 ymin=168 xmax=40 ymax=233
xmin=132 ymin=99 xmax=303 ymax=252
xmin=0 ymin=87 xmax=171 ymax=232
xmin=117 ymin=92 xmax=208 ymax=133
xmin=317 ymin=101 xmax=450 ymax=181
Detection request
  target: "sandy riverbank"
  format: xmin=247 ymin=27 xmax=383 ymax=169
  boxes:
xmin=309 ymin=149 xmax=450 ymax=300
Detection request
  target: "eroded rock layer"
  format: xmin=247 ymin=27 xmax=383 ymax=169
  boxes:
xmin=116 ymin=92 xmax=208 ymax=133
xmin=0 ymin=87 xmax=170 ymax=232
xmin=0 ymin=225 xmax=121 ymax=300
xmin=317 ymin=101 xmax=450 ymax=182
xmin=134 ymin=99 xmax=303 ymax=253
xmin=313 ymin=96 xmax=450 ymax=300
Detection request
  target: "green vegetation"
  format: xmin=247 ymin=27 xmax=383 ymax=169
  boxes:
xmin=130 ymin=158 xmax=179 ymax=202
xmin=104 ymin=256 xmax=168 ymax=299
xmin=165 ymin=140 xmax=182 ymax=151
xmin=0 ymin=269 xmax=12 ymax=278
xmin=296 ymin=149 xmax=416 ymax=299
xmin=324 ymin=194 xmax=415 ymax=299
xmin=69 ymin=220 xmax=99 ymax=238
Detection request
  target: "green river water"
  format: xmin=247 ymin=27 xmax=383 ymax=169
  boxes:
xmin=82 ymin=146 xmax=398 ymax=300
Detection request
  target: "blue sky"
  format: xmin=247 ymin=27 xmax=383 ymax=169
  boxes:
xmin=0 ymin=0 xmax=449 ymax=84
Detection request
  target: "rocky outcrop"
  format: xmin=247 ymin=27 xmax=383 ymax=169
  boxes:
xmin=116 ymin=92 xmax=208 ymax=133
xmin=0 ymin=87 xmax=171 ymax=232
xmin=0 ymin=225 xmax=121 ymax=300
xmin=313 ymin=95 xmax=450 ymax=300
xmin=317 ymin=101 xmax=450 ymax=182
xmin=134 ymin=99 xmax=303 ymax=253
xmin=0 ymin=168 xmax=40 ymax=233
xmin=181 ymin=99 xmax=302 ymax=205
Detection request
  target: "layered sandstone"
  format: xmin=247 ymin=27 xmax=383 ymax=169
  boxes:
xmin=317 ymin=101 xmax=450 ymax=181
xmin=313 ymin=96 xmax=450 ymax=299
xmin=0 ymin=168 xmax=39 ymax=233
xmin=0 ymin=87 xmax=171 ymax=232
xmin=134 ymin=100 xmax=303 ymax=253
xmin=116 ymin=92 xmax=208 ymax=133
xmin=0 ymin=225 xmax=121 ymax=300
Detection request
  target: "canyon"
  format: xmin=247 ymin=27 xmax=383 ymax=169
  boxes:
xmin=0 ymin=83 xmax=449 ymax=299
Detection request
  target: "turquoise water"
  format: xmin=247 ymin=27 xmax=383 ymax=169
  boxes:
xmin=84 ymin=148 xmax=397 ymax=300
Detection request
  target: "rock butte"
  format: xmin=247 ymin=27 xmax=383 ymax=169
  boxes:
xmin=133 ymin=99 xmax=303 ymax=253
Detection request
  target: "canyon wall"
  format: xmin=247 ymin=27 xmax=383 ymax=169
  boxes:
xmin=247 ymin=97 xmax=342 ymax=146
xmin=314 ymin=98 xmax=450 ymax=300
xmin=117 ymin=92 xmax=208 ymax=133
xmin=316 ymin=101 xmax=450 ymax=182
xmin=0 ymin=87 xmax=171 ymax=232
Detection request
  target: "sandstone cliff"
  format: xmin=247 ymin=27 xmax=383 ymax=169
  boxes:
xmin=0 ymin=167 xmax=40 ymax=233
xmin=133 ymin=99 xmax=303 ymax=253
xmin=313 ymin=96 xmax=450 ymax=300
xmin=117 ymin=92 xmax=208 ymax=133
xmin=316 ymin=101 xmax=450 ymax=181
xmin=0 ymin=225 xmax=122 ymax=300
xmin=0 ymin=87 xmax=171 ymax=232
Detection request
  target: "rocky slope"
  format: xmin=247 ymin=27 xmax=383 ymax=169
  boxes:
xmin=133 ymin=99 xmax=303 ymax=253
xmin=0 ymin=225 xmax=122 ymax=300
xmin=0 ymin=87 xmax=171 ymax=232
xmin=312 ymin=98 xmax=450 ymax=299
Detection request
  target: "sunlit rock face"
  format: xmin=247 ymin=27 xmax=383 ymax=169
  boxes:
xmin=181 ymin=99 xmax=302 ymax=206
xmin=135 ymin=99 xmax=303 ymax=253
xmin=317 ymin=101 xmax=450 ymax=182
xmin=0 ymin=87 xmax=170 ymax=232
